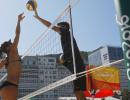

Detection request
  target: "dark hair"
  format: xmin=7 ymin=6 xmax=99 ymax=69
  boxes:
xmin=57 ymin=22 xmax=70 ymax=30
xmin=1 ymin=40 xmax=12 ymax=53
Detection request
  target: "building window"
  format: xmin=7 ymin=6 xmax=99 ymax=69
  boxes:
xmin=48 ymin=59 xmax=55 ymax=62
xmin=103 ymin=53 xmax=108 ymax=60
xmin=33 ymin=61 xmax=36 ymax=65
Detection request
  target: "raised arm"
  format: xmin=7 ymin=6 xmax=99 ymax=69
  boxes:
xmin=13 ymin=13 xmax=25 ymax=48
xmin=34 ymin=10 xmax=60 ymax=33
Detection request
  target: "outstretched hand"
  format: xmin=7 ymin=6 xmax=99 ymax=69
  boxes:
xmin=18 ymin=13 xmax=25 ymax=22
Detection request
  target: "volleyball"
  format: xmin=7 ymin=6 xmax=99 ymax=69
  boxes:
xmin=26 ymin=0 xmax=37 ymax=11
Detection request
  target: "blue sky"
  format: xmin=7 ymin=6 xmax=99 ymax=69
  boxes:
xmin=0 ymin=0 xmax=121 ymax=55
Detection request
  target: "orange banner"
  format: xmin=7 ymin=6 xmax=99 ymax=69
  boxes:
xmin=91 ymin=67 xmax=120 ymax=90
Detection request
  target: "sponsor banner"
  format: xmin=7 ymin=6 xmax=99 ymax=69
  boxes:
xmin=114 ymin=0 xmax=130 ymax=89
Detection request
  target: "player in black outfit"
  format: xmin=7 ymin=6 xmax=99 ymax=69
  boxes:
xmin=34 ymin=10 xmax=86 ymax=100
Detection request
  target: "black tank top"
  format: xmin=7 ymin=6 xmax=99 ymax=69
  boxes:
xmin=59 ymin=28 xmax=84 ymax=67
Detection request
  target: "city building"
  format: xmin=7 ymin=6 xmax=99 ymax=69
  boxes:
xmin=18 ymin=55 xmax=74 ymax=100
xmin=88 ymin=45 xmax=128 ymax=90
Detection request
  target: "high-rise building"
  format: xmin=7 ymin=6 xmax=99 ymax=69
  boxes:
xmin=19 ymin=55 xmax=74 ymax=100
xmin=88 ymin=45 xmax=128 ymax=89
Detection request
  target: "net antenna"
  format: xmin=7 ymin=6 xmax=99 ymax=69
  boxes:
xmin=69 ymin=0 xmax=76 ymax=75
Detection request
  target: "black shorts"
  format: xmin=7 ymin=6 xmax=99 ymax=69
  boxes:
xmin=63 ymin=61 xmax=86 ymax=91
xmin=0 ymin=81 xmax=18 ymax=89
